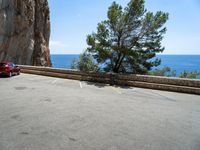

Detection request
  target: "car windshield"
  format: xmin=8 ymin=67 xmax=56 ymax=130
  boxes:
xmin=0 ymin=63 xmax=6 ymax=67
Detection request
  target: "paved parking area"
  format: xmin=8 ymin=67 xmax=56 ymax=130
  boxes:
xmin=0 ymin=73 xmax=200 ymax=150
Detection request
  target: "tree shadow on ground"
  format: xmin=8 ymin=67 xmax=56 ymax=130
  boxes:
xmin=84 ymin=81 xmax=109 ymax=88
xmin=84 ymin=81 xmax=132 ymax=89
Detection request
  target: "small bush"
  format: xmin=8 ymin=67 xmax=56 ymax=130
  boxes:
xmin=148 ymin=67 xmax=200 ymax=79
xmin=71 ymin=52 xmax=99 ymax=72
xmin=148 ymin=67 xmax=176 ymax=77
xmin=179 ymin=71 xmax=200 ymax=79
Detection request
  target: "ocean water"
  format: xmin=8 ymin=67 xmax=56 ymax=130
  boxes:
xmin=155 ymin=55 xmax=200 ymax=75
xmin=51 ymin=54 xmax=79 ymax=69
xmin=51 ymin=54 xmax=200 ymax=76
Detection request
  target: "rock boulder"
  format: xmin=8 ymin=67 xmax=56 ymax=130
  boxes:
xmin=0 ymin=0 xmax=51 ymax=66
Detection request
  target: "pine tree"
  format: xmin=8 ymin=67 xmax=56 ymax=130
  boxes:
xmin=86 ymin=0 xmax=168 ymax=73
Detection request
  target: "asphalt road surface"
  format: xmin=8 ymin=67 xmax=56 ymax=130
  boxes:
xmin=0 ymin=73 xmax=200 ymax=150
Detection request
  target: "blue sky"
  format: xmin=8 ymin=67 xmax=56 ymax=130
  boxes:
xmin=48 ymin=0 xmax=200 ymax=54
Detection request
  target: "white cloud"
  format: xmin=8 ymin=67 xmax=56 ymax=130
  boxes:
xmin=50 ymin=41 xmax=68 ymax=47
xmin=49 ymin=40 xmax=71 ymax=54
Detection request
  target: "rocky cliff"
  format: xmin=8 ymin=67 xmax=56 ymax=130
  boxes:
xmin=0 ymin=0 xmax=51 ymax=66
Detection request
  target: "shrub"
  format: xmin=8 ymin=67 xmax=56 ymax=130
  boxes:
xmin=148 ymin=67 xmax=176 ymax=77
xmin=179 ymin=71 xmax=200 ymax=79
xmin=71 ymin=52 xmax=99 ymax=72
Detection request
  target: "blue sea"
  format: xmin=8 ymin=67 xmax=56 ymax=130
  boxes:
xmin=51 ymin=54 xmax=200 ymax=77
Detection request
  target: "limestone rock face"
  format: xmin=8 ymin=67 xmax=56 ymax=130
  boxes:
xmin=0 ymin=0 xmax=51 ymax=66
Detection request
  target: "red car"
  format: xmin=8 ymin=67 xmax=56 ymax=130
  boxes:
xmin=0 ymin=62 xmax=20 ymax=77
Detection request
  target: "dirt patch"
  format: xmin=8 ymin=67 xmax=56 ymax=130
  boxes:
xmin=20 ymin=132 xmax=29 ymax=135
xmin=11 ymin=115 xmax=20 ymax=120
xmin=14 ymin=87 xmax=27 ymax=90
xmin=68 ymin=137 xmax=77 ymax=142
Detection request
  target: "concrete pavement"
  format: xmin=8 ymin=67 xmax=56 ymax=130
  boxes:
xmin=0 ymin=73 xmax=200 ymax=150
